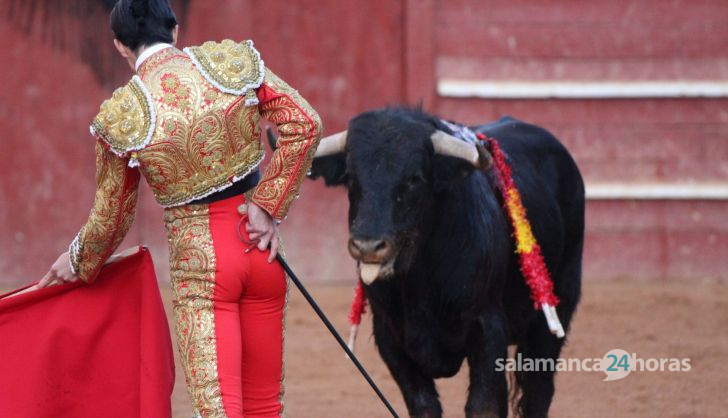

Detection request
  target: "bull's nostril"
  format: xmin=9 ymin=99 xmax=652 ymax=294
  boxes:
xmin=349 ymin=238 xmax=394 ymax=262
xmin=348 ymin=239 xmax=363 ymax=258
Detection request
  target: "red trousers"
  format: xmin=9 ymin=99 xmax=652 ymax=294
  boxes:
xmin=164 ymin=194 xmax=287 ymax=418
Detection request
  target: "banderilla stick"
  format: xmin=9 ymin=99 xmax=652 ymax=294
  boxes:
xmin=276 ymin=254 xmax=401 ymax=418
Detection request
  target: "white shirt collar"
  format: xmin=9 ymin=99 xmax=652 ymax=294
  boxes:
xmin=135 ymin=43 xmax=173 ymax=71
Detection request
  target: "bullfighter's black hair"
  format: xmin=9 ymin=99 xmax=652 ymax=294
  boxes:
xmin=110 ymin=0 xmax=178 ymax=51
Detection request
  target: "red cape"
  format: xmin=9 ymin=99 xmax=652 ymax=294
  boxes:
xmin=0 ymin=247 xmax=174 ymax=418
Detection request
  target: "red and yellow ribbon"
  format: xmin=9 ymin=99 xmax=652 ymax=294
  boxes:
xmin=482 ymin=135 xmax=559 ymax=309
xmin=482 ymin=134 xmax=564 ymax=338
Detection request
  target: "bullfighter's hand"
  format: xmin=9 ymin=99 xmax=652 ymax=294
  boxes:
xmin=39 ymin=251 xmax=80 ymax=288
xmin=246 ymin=202 xmax=280 ymax=263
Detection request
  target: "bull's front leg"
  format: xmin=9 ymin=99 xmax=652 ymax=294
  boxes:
xmin=465 ymin=312 xmax=509 ymax=418
xmin=373 ymin=315 xmax=442 ymax=418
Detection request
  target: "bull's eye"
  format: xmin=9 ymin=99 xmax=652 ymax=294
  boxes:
xmin=405 ymin=174 xmax=426 ymax=189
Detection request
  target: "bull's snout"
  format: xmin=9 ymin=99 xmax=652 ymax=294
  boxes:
xmin=348 ymin=238 xmax=394 ymax=263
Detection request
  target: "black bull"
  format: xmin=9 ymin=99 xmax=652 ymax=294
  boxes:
xmin=302 ymin=108 xmax=584 ymax=418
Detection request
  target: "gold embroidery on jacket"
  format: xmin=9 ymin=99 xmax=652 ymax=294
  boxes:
xmin=69 ymin=141 xmax=140 ymax=282
xmin=185 ymin=39 xmax=265 ymax=95
xmin=86 ymin=47 xmax=320 ymax=218
xmin=91 ymin=77 xmax=154 ymax=156
xmin=252 ymin=68 xmax=323 ymax=219
xmin=164 ymin=205 xmax=226 ymax=417
xmin=135 ymin=51 xmax=264 ymax=207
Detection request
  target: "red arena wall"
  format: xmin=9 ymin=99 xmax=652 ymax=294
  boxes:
xmin=0 ymin=0 xmax=726 ymax=284
xmin=431 ymin=0 xmax=728 ymax=280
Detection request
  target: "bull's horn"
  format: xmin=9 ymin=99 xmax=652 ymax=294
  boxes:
xmin=430 ymin=130 xmax=492 ymax=169
xmin=314 ymin=130 xmax=348 ymax=157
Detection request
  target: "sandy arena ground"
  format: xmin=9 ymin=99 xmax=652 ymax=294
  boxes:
xmin=160 ymin=279 xmax=726 ymax=418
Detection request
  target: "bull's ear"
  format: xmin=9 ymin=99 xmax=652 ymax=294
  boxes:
xmin=269 ymin=126 xmax=349 ymax=185
xmin=308 ymin=153 xmax=349 ymax=187
xmin=308 ymin=130 xmax=349 ymax=186
xmin=432 ymin=155 xmax=476 ymax=191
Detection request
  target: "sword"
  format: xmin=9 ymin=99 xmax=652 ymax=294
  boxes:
xmin=236 ymin=213 xmax=399 ymax=417
xmin=276 ymin=254 xmax=400 ymax=418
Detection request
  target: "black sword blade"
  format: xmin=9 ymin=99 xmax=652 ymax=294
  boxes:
xmin=276 ymin=254 xmax=400 ymax=418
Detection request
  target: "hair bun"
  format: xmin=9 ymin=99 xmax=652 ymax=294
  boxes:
xmin=130 ymin=0 xmax=150 ymax=19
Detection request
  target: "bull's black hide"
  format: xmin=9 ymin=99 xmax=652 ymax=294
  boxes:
xmin=309 ymin=108 xmax=584 ymax=418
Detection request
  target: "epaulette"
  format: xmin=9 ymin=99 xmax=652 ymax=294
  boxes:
xmin=184 ymin=39 xmax=265 ymax=105
xmin=90 ymin=75 xmax=155 ymax=165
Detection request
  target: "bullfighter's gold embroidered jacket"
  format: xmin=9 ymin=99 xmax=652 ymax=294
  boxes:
xmin=69 ymin=40 xmax=322 ymax=282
